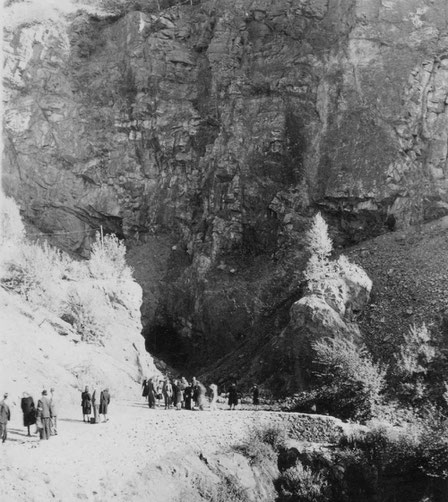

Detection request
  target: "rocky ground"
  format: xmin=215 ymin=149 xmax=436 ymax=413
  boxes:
xmin=346 ymin=216 xmax=448 ymax=361
xmin=0 ymin=400 xmax=350 ymax=502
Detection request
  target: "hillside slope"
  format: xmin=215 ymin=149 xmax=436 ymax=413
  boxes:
xmin=0 ymin=283 xmax=156 ymax=408
xmin=347 ymin=216 xmax=448 ymax=361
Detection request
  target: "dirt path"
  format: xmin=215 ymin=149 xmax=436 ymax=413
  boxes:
xmin=0 ymin=400 xmax=301 ymax=501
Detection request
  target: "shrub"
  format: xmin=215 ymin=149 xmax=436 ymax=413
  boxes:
xmin=339 ymin=409 xmax=448 ymax=482
xmin=276 ymin=462 xmax=329 ymax=502
xmin=418 ymin=407 xmax=448 ymax=479
xmin=234 ymin=424 xmax=287 ymax=465
xmin=63 ymin=288 xmax=107 ymax=344
xmin=2 ymin=239 xmax=70 ymax=309
xmin=311 ymin=337 xmax=386 ymax=422
xmin=252 ymin=424 xmax=288 ymax=451
xmin=89 ymin=231 xmax=132 ymax=282
xmin=190 ymin=473 xmax=250 ymax=502
xmin=340 ymin=422 xmax=420 ymax=472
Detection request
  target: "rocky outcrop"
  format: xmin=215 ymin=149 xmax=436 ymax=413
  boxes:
xmin=284 ymin=257 xmax=372 ymax=390
xmin=3 ymin=0 xmax=448 ymax=379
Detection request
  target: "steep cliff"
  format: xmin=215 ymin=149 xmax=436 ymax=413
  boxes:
xmin=4 ymin=0 xmax=448 ymax=380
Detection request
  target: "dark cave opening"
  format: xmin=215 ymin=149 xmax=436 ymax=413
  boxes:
xmin=144 ymin=324 xmax=189 ymax=369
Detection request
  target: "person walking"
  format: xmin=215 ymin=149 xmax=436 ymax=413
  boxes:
xmin=173 ymin=380 xmax=183 ymax=410
xmin=37 ymin=390 xmax=52 ymax=440
xmin=209 ymin=383 xmax=218 ymax=411
xmin=228 ymin=383 xmax=239 ymax=410
xmin=162 ymin=378 xmax=173 ymax=410
xmin=155 ymin=380 xmax=163 ymax=407
xmin=147 ymin=378 xmax=156 ymax=409
xmin=21 ymin=392 xmax=36 ymax=436
xmin=192 ymin=377 xmax=199 ymax=410
xmin=99 ymin=388 xmax=110 ymax=422
xmin=49 ymin=387 xmax=58 ymax=435
xmin=142 ymin=379 xmax=149 ymax=401
xmin=92 ymin=388 xmax=100 ymax=424
xmin=184 ymin=382 xmax=192 ymax=410
xmin=195 ymin=379 xmax=207 ymax=411
xmin=81 ymin=386 xmax=92 ymax=423
xmin=0 ymin=393 xmax=11 ymax=443
xmin=251 ymin=384 xmax=260 ymax=406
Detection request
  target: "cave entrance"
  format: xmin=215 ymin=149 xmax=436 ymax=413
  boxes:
xmin=144 ymin=324 xmax=189 ymax=370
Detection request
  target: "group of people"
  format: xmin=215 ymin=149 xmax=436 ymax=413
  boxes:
xmin=0 ymin=389 xmax=58 ymax=443
xmin=80 ymin=386 xmax=110 ymax=424
xmin=0 ymin=384 xmax=112 ymax=445
xmin=0 ymin=378 xmax=261 ymax=444
xmin=142 ymin=376 xmax=209 ymax=410
xmin=141 ymin=376 xmax=260 ymax=411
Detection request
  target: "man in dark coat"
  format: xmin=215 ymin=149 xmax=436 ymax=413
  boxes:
xmin=21 ymin=392 xmax=36 ymax=436
xmin=251 ymin=384 xmax=260 ymax=406
xmin=147 ymin=379 xmax=156 ymax=409
xmin=192 ymin=377 xmax=199 ymax=410
xmin=37 ymin=390 xmax=52 ymax=440
xmin=81 ymin=386 xmax=92 ymax=422
xmin=228 ymin=383 xmax=239 ymax=410
xmin=99 ymin=389 xmax=110 ymax=422
xmin=142 ymin=379 xmax=149 ymax=400
xmin=0 ymin=393 xmax=11 ymax=443
xmin=184 ymin=383 xmax=192 ymax=410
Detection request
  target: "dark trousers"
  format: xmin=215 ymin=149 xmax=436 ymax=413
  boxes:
xmin=0 ymin=422 xmax=7 ymax=443
xmin=40 ymin=418 xmax=51 ymax=440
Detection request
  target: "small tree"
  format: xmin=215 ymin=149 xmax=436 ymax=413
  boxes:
xmin=303 ymin=212 xmax=335 ymax=295
xmin=305 ymin=212 xmax=333 ymax=261
xmin=311 ymin=337 xmax=386 ymax=422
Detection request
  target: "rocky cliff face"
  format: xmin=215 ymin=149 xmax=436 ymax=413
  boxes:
xmin=4 ymin=0 xmax=448 ymax=380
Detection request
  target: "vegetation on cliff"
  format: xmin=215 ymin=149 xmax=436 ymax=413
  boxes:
xmin=1 ymin=197 xmax=134 ymax=344
xmin=0 ymin=195 xmax=155 ymax=403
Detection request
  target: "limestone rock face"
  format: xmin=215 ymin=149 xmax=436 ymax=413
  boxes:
xmin=3 ymin=0 xmax=448 ymax=377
